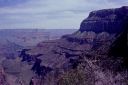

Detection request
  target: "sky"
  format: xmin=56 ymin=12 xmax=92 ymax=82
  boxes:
xmin=0 ymin=0 xmax=127 ymax=29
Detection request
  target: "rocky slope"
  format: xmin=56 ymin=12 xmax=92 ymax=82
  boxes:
xmin=80 ymin=6 xmax=127 ymax=33
xmin=0 ymin=39 xmax=23 ymax=59
xmin=3 ymin=6 xmax=128 ymax=85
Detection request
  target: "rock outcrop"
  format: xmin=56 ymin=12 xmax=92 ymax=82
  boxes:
xmin=80 ymin=6 xmax=128 ymax=33
xmin=0 ymin=66 xmax=9 ymax=85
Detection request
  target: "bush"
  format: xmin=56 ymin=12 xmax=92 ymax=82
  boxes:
xmin=58 ymin=68 xmax=94 ymax=85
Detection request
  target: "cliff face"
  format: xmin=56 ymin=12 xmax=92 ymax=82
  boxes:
xmin=80 ymin=6 xmax=128 ymax=33
xmin=18 ymin=6 xmax=128 ymax=85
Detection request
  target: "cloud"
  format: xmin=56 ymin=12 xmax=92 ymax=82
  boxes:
xmin=0 ymin=0 xmax=127 ymax=29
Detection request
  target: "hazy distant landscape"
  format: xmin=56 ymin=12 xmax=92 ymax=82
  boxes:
xmin=0 ymin=29 xmax=76 ymax=47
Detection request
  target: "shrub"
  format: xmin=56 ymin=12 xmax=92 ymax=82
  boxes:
xmin=57 ymin=68 xmax=94 ymax=85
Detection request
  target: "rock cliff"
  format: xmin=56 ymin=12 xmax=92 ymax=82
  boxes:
xmin=80 ymin=6 xmax=128 ymax=33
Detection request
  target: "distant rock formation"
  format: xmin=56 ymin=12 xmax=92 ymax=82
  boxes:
xmin=80 ymin=6 xmax=128 ymax=33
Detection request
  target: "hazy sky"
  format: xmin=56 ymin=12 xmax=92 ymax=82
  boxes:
xmin=0 ymin=0 xmax=127 ymax=29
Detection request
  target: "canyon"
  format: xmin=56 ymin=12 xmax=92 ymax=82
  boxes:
xmin=0 ymin=6 xmax=128 ymax=85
